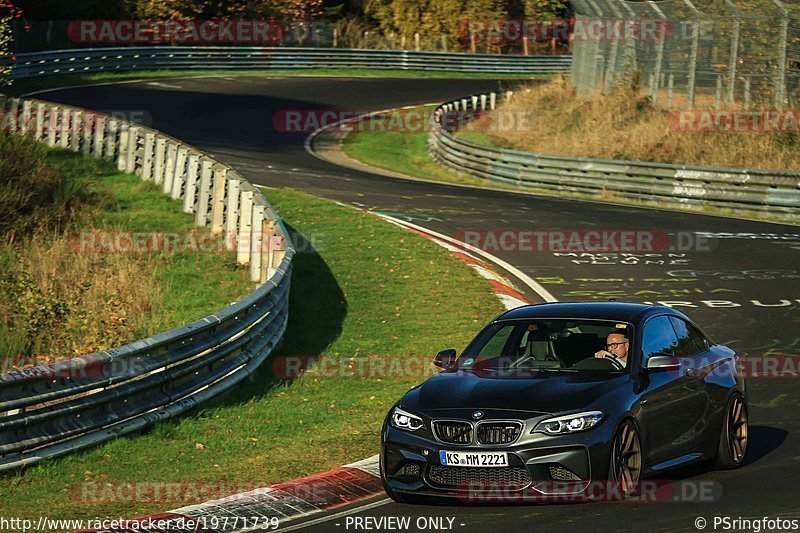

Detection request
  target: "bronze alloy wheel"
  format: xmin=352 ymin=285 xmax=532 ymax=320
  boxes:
xmin=611 ymin=421 xmax=641 ymax=496
xmin=727 ymin=395 xmax=748 ymax=465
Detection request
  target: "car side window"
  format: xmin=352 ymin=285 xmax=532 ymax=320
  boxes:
xmin=641 ymin=316 xmax=679 ymax=365
xmin=669 ymin=317 xmax=708 ymax=357
xmin=476 ymin=325 xmax=517 ymax=361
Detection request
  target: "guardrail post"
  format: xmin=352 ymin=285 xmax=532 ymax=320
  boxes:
xmin=184 ymin=153 xmax=200 ymax=213
xmin=270 ymin=226 xmax=286 ymax=280
xmin=106 ymin=119 xmax=118 ymax=160
xmin=489 ymin=93 xmax=496 ymax=110
xmin=237 ymin=190 xmax=254 ymax=265
xmin=171 ymin=147 xmax=188 ymax=200
xmin=505 ymin=91 xmax=513 ymax=103
xmin=480 ymin=94 xmax=487 ymax=111
xmin=211 ymin=166 xmax=227 ymax=235
xmin=471 ymin=96 xmax=478 ymax=110
xmin=250 ymin=204 xmax=265 ymax=282
xmin=117 ymin=123 xmax=129 ymax=170
xmin=82 ymin=113 xmax=93 ymax=155
xmin=8 ymin=98 xmax=18 ymax=133
xmin=70 ymin=111 xmax=81 ymax=152
xmin=225 ymin=178 xmax=240 ymax=251
xmin=126 ymin=126 xmax=139 ymax=174
xmin=261 ymin=218 xmax=275 ymax=283
xmin=93 ymin=116 xmax=105 ymax=158
xmin=142 ymin=133 xmax=155 ymax=180
xmin=35 ymin=103 xmax=45 ymax=141
xmin=153 ymin=137 xmax=166 ymax=184
xmin=47 ymin=106 xmax=58 ymax=147
xmin=271 ymin=228 xmax=286 ymax=280
xmin=163 ymin=142 xmax=177 ymax=194
xmin=195 ymin=159 xmax=213 ymax=226
xmin=59 ymin=108 xmax=70 ymax=149
xmin=20 ymin=100 xmax=31 ymax=134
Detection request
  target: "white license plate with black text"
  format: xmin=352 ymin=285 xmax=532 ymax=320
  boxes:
xmin=439 ymin=451 xmax=508 ymax=467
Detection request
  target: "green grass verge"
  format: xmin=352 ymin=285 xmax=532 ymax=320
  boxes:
xmin=340 ymin=105 xmax=505 ymax=189
xmin=7 ymin=69 xmax=541 ymax=97
xmin=0 ymin=145 xmax=252 ymax=364
xmin=86 ymin=161 xmax=253 ymax=338
xmin=340 ymin=104 xmax=799 ymax=226
xmin=0 ymin=186 xmax=503 ymax=521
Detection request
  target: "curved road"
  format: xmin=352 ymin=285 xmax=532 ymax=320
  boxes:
xmin=38 ymin=75 xmax=800 ymax=531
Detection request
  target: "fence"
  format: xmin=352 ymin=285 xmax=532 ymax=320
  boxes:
xmin=569 ymin=0 xmax=800 ymax=110
xmin=428 ymin=92 xmax=800 ymax=223
xmin=0 ymin=94 xmax=294 ymax=472
xmin=2 ymin=46 xmax=572 ymax=79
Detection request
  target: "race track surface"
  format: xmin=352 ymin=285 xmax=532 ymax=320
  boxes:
xmin=40 ymin=76 xmax=800 ymax=531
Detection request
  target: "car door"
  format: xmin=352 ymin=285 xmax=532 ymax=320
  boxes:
xmin=666 ymin=316 xmax=715 ymax=454
xmin=637 ymin=315 xmax=706 ymax=466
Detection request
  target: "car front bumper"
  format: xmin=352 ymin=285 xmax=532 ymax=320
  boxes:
xmin=381 ymin=419 xmax=618 ymax=502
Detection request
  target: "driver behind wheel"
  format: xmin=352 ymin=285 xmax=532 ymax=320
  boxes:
xmin=594 ymin=329 xmax=629 ymax=369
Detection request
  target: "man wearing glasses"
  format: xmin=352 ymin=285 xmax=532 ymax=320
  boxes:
xmin=594 ymin=330 xmax=629 ymax=369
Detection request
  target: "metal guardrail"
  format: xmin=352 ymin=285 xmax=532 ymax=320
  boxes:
xmin=428 ymin=92 xmax=800 ymax=223
xmin=0 ymin=95 xmax=294 ymax=472
xmin=3 ymin=46 xmax=572 ymax=79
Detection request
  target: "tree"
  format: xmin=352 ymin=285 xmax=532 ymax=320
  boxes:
xmin=522 ymin=0 xmax=569 ymax=19
xmin=1 ymin=0 xmax=24 ymax=85
xmin=133 ymin=0 xmax=324 ymax=19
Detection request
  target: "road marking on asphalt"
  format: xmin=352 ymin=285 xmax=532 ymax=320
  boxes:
xmin=277 ymin=498 xmax=392 ymax=532
xmin=375 ymin=213 xmax=558 ymax=303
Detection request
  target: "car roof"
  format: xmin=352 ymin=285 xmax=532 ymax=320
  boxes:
xmin=495 ymin=301 xmax=674 ymax=324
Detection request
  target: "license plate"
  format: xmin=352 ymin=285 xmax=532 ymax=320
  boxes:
xmin=439 ymin=451 xmax=509 ymax=467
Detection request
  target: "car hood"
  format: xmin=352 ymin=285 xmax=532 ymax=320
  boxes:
xmin=401 ymin=369 xmax=628 ymax=416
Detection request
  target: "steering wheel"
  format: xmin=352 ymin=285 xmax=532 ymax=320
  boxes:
xmin=603 ymin=354 xmax=625 ymax=370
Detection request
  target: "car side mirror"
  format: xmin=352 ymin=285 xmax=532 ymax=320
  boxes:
xmin=646 ymin=354 xmax=681 ymax=372
xmin=434 ymin=349 xmax=457 ymax=369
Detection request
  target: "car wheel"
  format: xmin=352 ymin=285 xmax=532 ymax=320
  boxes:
xmin=610 ymin=420 xmax=642 ymax=496
xmin=714 ymin=394 xmax=748 ymax=469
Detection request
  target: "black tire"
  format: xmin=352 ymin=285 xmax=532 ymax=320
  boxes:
xmin=714 ymin=394 xmax=748 ymax=469
xmin=609 ymin=420 xmax=642 ymax=498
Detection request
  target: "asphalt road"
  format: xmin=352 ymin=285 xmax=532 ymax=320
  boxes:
xmin=38 ymin=75 xmax=800 ymax=531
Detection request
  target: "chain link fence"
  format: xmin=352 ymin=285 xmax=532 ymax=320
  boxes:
xmin=570 ymin=0 xmax=800 ymax=109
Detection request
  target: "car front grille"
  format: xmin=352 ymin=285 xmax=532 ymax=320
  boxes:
xmin=427 ymin=465 xmax=532 ymax=490
xmin=476 ymin=422 xmax=522 ymax=445
xmin=433 ymin=421 xmax=473 ymax=444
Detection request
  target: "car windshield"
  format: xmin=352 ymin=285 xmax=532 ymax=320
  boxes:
xmin=458 ymin=319 xmax=634 ymax=373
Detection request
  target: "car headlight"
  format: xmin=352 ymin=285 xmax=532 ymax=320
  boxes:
xmin=533 ymin=411 xmax=604 ymax=435
xmin=390 ymin=407 xmax=424 ymax=432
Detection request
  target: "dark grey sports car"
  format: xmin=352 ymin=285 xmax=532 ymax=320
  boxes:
xmin=380 ymin=302 xmax=748 ymax=503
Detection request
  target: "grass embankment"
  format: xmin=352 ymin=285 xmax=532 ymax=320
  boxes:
xmin=0 ymin=186 xmax=504 ymax=521
xmin=7 ymin=68 xmax=538 ymax=97
xmin=0 ymin=134 xmax=251 ymax=370
xmin=340 ymin=105 xmax=499 ymax=188
xmin=465 ymin=76 xmax=800 ymax=171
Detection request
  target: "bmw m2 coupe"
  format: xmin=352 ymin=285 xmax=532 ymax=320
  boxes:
xmin=380 ymin=302 xmax=748 ymax=503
